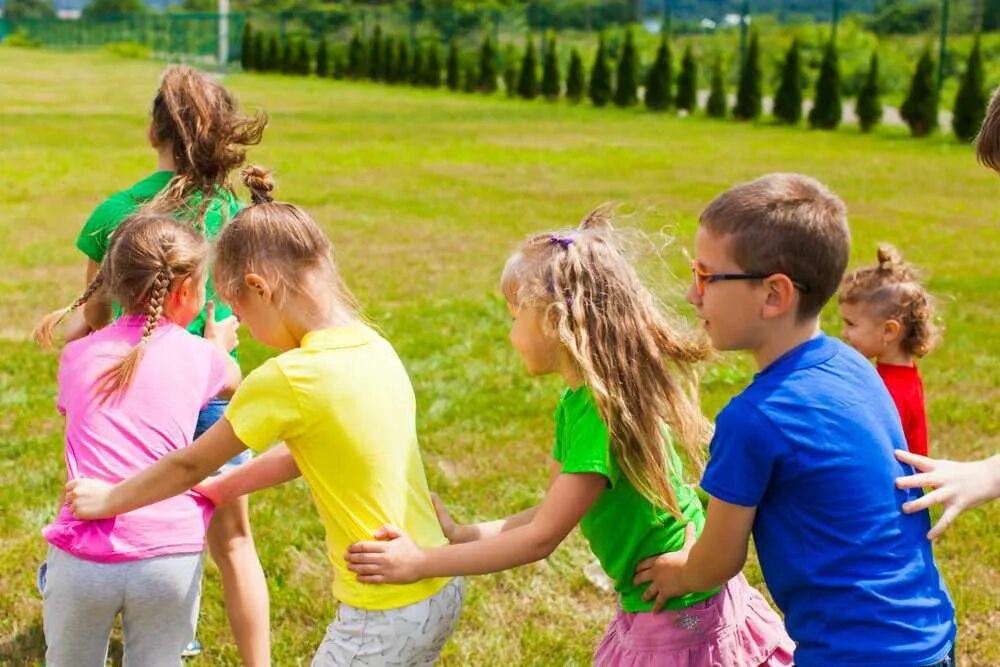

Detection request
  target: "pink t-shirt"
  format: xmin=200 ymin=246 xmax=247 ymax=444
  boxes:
xmin=42 ymin=315 xmax=230 ymax=563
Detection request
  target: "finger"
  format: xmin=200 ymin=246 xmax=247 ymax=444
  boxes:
xmin=640 ymin=584 xmax=657 ymax=602
xmin=205 ymin=300 xmax=216 ymax=321
xmin=356 ymin=574 xmax=387 ymax=584
xmin=347 ymin=541 xmax=387 ymax=554
xmin=635 ymin=557 xmax=655 ymax=572
xmin=927 ymin=506 xmax=961 ymax=541
xmin=894 ymin=449 xmax=935 ymax=472
xmin=374 ymin=524 xmax=403 ymax=540
xmin=902 ymin=488 xmax=948 ymax=514
xmin=346 ymin=563 xmax=385 ymax=575
xmin=895 ymin=472 xmax=939 ymax=490
xmin=633 ymin=569 xmax=652 ymax=586
xmin=344 ymin=551 xmax=383 ymax=565
xmin=652 ymin=590 xmax=669 ymax=613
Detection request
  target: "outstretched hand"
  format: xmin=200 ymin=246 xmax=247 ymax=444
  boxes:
xmin=203 ymin=301 xmax=239 ymax=353
xmin=64 ymin=478 xmax=116 ymax=519
xmin=345 ymin=525 xmax=427 ymax=584
xmin=632 ymin=522 xmax=696 ymax=612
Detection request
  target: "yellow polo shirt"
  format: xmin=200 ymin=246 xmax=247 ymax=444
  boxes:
xmin=225 ymin=322 xmax=450 ymax=610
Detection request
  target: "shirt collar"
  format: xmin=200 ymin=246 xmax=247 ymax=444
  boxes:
xmin=756 ymin=333 xmax=839 ymax=379
xmin=300 ymin=321 xmax=376 ymax=350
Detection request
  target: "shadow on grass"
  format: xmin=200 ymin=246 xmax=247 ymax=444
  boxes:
xmin=0 ymin=621 xmax=124 ymax=666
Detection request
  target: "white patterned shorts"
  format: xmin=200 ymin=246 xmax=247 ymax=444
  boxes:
xmin=311 ymin=577 xmax=465 ymax=667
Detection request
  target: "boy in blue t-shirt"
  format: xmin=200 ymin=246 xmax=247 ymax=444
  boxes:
xmin=633 ymin=173 xmax=956 ymax=666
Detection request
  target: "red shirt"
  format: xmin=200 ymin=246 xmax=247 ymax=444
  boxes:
xmin=877 ymin=362 xmax=928 ymax=457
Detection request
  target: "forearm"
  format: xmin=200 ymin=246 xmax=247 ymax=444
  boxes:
xmin=107 ymin=449 xmax=221 ymax=516
xmin=215 ymin=356 xmax=243 ymax=399
xmin=208 ymin=443 xmax=300 ymax=503
xmin=677 ymin=539 xmax=747 ymax=593
xmin=985 ymin=455 xmax=1000 ymax=500
xmin=83 ymin=290 xmax=111 ymax=330
xmin=420 ymin=523 xmax=561 ymax=578
xmin=63 ymin=309 xmax=92 ymax=343
xmin=453 ymin=506 xmax=539 ymax=543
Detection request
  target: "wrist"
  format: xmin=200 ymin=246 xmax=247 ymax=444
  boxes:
xmin=988 ymin=455 xmax=1000 ymax=497
xmin=414 ymin=547 xmax=433 ymax=579
xmin=450 ymin=524 xmax=476 ymax=544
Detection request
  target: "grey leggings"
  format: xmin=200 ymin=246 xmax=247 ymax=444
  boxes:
xmin=42 ymin=545 xmax=202 ymax=667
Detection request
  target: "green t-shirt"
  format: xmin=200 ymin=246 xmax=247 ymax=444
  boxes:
xmin=76 ymin=171 xmax=240 ymax=347
xmin=552 ymin=385 xmax=721 ymax=612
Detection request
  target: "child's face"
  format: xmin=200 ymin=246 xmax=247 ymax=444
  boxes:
xmin=507 ymin=300 xmax=562 ymax=377
xmin=685 ymin=227 xmax=769 ymax=352
xmin=167 ymin=275 xmax=206 ymax=328
xmin=839 ymin=301 xmax=891 ymax=359
xmin=229 ymin=274 xmax=299 ymax=351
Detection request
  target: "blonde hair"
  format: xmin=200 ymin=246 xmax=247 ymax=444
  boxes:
xmin=839 ymin=245 xmax=941 ymax=358
xmin=700 ymin=173 xmax=850 ymax=320
xmin=976 ymin=86 xmax=1000 ymax=172
xmin=213 ymin=166 xmax=359 ymax=316
xmin=501 ymin=206 xmax=711 ymax=518
xmin=146 ymin=66 xmax=267 ymax=224
xmin=34 ymin=214 xmax=208 ymax=401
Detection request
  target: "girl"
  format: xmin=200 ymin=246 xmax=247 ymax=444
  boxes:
xmin=61 ymin=65 xmax=269 ymax=663
xmin=839 ymin=245 xmax=940 ymax=457
xmin=65 ymin=167 xmax=465 ymax=666
xmin=35 ymin=214 xmax=241 ymax=667
xmin=344 ymin=209 xmax=794 ymax=665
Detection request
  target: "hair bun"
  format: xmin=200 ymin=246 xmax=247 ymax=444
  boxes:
xmin=876 ymin=244 xmax=899 ymax=272
xmin=241 ymin=165 xmax=275 ymax=204
xmin=579 ymin=202 xmax=615 ymax=231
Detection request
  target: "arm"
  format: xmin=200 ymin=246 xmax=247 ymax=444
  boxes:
xmin=895 ymin=450 xmax=1000 ymax=539
xmin=201 ymin=301 xmax=242 ymax=397
xmin=346 ymin=470 xmax=606 ymax=583
xmin=82 ymin=259 xmax=112 ymax=331
xmin=65 ymin=418 xmax=248 ymax=519
xmin=195 ymin=443 xmax=300 ymax=506
xmin=632 ymin=496 xmax=756 ymax=611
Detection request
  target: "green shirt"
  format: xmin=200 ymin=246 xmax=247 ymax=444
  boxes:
xmin=552 ymin=385 xmax=720 ymax=612
xmin=76 ymin=171 xmax=240 ymax=345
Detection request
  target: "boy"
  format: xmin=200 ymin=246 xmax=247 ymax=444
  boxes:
xmin=634 ymin=173 xmax=957 ymax=666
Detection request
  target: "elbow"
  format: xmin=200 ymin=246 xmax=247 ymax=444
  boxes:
xmin=172 ymin=449 xmax=214 ymax=488
xmin=524 ymin=530 xmax=563 ymax=563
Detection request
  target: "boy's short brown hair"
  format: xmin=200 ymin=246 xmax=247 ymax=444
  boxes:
xmin=976 ymin=86 xmax=1000 ymax=172
xmin=700 ymin=173 xmax=850 ymax=320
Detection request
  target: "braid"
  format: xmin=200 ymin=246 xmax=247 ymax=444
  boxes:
xmin=33 ymin=267 xmax=106 ymax=348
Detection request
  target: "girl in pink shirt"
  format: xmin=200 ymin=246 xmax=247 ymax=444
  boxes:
xmin=34 ymin=213 xmax=240 ymax=667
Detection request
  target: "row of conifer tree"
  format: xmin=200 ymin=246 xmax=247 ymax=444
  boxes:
xmin=240 ymin=22 xmax=989 ymax=141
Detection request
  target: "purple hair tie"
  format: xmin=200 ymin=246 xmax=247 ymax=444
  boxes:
xmin=549 ymin=234 xmax=573 ymax=249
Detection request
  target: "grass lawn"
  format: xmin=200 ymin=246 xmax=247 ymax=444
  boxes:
xmin=0 ymin=47 xmax=997 ymax=665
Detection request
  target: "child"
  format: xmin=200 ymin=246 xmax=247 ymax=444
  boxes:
xmin=839 ymin=245 xmax=939 ymax=457
xmin=65 ymin=167 xmax=464 ymax=666
xmin=343 ymin=207 xmax=794 ymax=665
xmin=64 ymin=65 xmax=269 ymax=663
xmin=35 ymin=214 xmax=241 ymax=667
xmin=976 ymin=85 xmax=1000 ymax=171
xmin=631 ymin=174 xmax=957 ymax=665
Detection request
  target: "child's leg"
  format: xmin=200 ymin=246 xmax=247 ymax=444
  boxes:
xmin=42 ymin=546 xmax=122 ymax=667
xmin=311 ymin=576 xmax=465 ymax=667
xmin=207 ymin=493 xmax=271 ymax=667
xmin=120 ymin=552 xmax=202 ymax=667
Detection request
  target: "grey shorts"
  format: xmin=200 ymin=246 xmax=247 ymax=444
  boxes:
xmin=42 ymin=545 xmax=202 ymax=667
xmin=312 ymin=576 xmax=465 ymax=667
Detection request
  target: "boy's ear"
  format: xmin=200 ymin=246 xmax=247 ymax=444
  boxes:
xmin=760 ymin=274 xmax=799 ymax=320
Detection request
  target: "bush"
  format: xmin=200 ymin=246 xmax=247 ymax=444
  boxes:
xmin=566 ymin=48 xmax=585 ymax=104
xmin=900 ymin=50 xmax=938 ymax=137
xmin=102 ymin=41 xmax=150 ymax=59
xmin=675 ymin=45 xmax=697 ymax=113
xmin=773 ymin=39 xmax=802 ymax=125
xmin=706 ymin=57 xmax=727 ymax=118
xmin=395 ymin=39 xmax=411 ymax=86
xmin=809 ymin=40 xmax=842 ymax=129
xmin=369 ymin=25 xmax=384 ymax=81
xmin=855 ymin=52 xmax=882 ymax=133
xmin=517 ymin=36 xmax=539 ymax=100
xmin=614 ymin=28 xmax=639 ymax=107
xmin=589 ymin=33 xmax=612 ymax=108
xmin=952 ymin=36 xmax=987 ymax=142
xmin=315 ymin=36 xmax=330 ymax=78
xmin=503 ymin=45 xmax=519 ymax=98
xmin=240 ymin=21 xmax=255 ymax=71
xmin=252 ymin=30 xmax=266 ymax=71
xmin=347 ymin=28 xmax=366 ymax=79
xmin=733 ymin=32 xmax=761 ymax=120
xmin=644 ymin=36 xmax=672 ymax=111
xmin=478 ymin=34 xmax=498 ymax=93
xmin=446 ymin=39 xmax=461 ymax=91
xmin=424 ymin=39 xmax=443 ymax=88
xmin=541 ymin=33 xmax=561 ymax=101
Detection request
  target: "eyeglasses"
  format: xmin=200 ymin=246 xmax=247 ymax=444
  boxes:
xmin=690 ymin=261 xmax=810 ymax=297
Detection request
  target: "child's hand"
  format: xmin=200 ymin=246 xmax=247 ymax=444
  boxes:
xmin=192 ymin=478 xmax=224 ymax=507
xmin=431 ymin=493 xmax=462 ymax=543
xmin=895 ymin=449 xmax=1000 ymax=540
xmin=345 ymin=525 xmax=428 ymax=584
xmin=203 ymin=301 xmax=239 ymax=352
xmin=65 ymin=478 xmax=116 ymax=519
xmin=633 ymin=522 xmax=696 ymax=612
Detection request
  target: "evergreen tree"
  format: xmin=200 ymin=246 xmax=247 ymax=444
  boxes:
xmin=252 ymin=30 xmax=266 ymax=71
xmin=503 ymin=45 xmax=519 ymax=98
xmin=478 ymin=34 xmax=498 ymax=93
xmin=347 ymin=28 xmax=366 ymax=79
xmin=281 ymin=36 xmax=295 ymax=75
xmin=773 ymin=39 xmax=803 ymax=125
xmin=541 ymin=33 xmax=561 ymax=101
xmin=240 ymin=21 xmax=255 ymax=71
xmin=265 ymin=32 xmax=280 ymax=72
xmin=808 ymin=39 xmax=841 ymax=129
xmin=369 ymin=24 xmax=384 ymax=81
xmin=614 ymin=27 xmax=639 ymax=107
xmin=315 ymin=35 xmax=331 ymax=78
xmin=446 ymin=38 xmax=461 ymax=91
xmin=424 ymin=38 xmax=442 ymax=88
xmin=733 ymin=31 xmax=761 ymax=120
xmin=296 ymin=38 xmax=312 ymax=76
xmin=396 ymin=39 xmax=411 ymax=86
xmin=333 ymin=51 xmax=346 ymax=80
xmin=382 ymin=35 xmax=397 ymax=83
xmin=517 ymin=36 xmax=539 ymax=100
xmin=706 ymin=57 xmax=727 ymax=118
xmin=675 ymin=45 xmax=697 ymax=113
xmin=855 ymin=52 xmax=882 ymax=133
xmin=566 ymin=48 xmax=585 ymax=104
xmin=463 ymin=64 xmax=477 ymax=93
xmin=410 ymin=43 xmax=425 ymax=86
xmin=900 ymin=50 xmax=938 ymax=137
xmin=644 ymin=36 xmax=672 ymax=111
xmin=952 ymin=36 xmax=987 ymax=142
xmin=589 ymin=33 xmax=612 ymax=107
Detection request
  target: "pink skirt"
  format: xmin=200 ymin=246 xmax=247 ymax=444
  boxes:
xmin=594 ymin=574 xmax=795 ymax=667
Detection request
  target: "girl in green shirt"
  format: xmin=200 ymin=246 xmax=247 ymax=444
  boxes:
xmin=346 ymin=207 xmax=794 ymax=664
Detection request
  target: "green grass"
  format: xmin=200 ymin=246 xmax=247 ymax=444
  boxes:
xmin=1 ymin=47 xmax=997 ymax=665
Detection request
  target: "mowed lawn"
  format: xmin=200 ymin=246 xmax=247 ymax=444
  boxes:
xmin=1 ymin=47 xmax=997 ymax=665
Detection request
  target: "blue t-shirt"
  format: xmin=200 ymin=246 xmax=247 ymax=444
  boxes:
xmin=701 ymin=334 xmax=955 ymax=666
